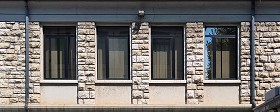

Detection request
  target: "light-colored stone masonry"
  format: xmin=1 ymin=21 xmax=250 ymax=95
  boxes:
xmin=240 ymin=22 xmax=280 ymax=105
xmin=28 ymin=22 xmax=41 ymax=104
xmin=1 ymin=21 xmax=280 ymax=106
xmin=77 ymin=22 xmax=96 ymax=104
xmin=0 ymin=22 xmax=40 ymax=104
xmin=131 ymin=22 xmax=150 ymax=104
xmin=186 ymin=22 xmax=204 ymax=104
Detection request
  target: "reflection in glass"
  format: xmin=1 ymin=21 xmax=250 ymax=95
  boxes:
xmin=205 ymin=26 xmax=237 ymax=80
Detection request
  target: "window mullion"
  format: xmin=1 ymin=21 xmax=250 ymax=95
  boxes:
xmin=105 ymin=36 xmax=109 ymax=79
xmin=220 ymin=39 xmax=223 ymax=79
xmin=49 ymin=38 xmax=52 ymax=79
xmin=57 ymin=38 xmax=61 ymax=79
xmin=65 ymin=37 xmax=69 ymax=79
xmin=171 ymin=38 xmax=175 ymax=80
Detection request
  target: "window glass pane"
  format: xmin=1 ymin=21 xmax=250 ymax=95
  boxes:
xmin=97 ymin=36 xmax=106 ymax=80
xmin=174 ymin=34 xmax=183 ymax=80
xmin=50 ymin=38 xmax=58 ymax=78
xmin=152 ymin=38 xmax=171 ymax=79
xmin=44 ymin=26 xmax=76 ymax=80
xmin=204 ymin=26 xmax=237 ymax=80
xmin=97 ymin=26 xmax=129 ymax=80
xmin=44 ymin=38 xmax=50 ymax=79
xmin=69 ymin=36 xmax=76 ymax=79
xmin=222 ymin=38 xmax=237 ymax=79
xmin=205 ymin=36 xmax=213 ymax=80
xmin=152 ymin=26 xmax=183 ymax=80
xmin=108 ymin=38 xmax=129 ymax=79
xmin=205 ymin=27 xmax=237 ymax=35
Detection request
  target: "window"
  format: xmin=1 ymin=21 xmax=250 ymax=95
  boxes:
xmin=204 ymin=26 xmax=237 ymax=80
xmin=43 ymin=26 xmax=76 ymax=80
xmin=97 ymin=26 xmax=130 ymax=80
xmin=151 ymin=26 xmax=184 ymax=80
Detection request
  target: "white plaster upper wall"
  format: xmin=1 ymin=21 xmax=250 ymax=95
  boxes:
xmin=0 ymin=1 xmax=279 ymax=22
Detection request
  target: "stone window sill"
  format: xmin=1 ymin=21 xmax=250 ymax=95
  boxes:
xmin=95 ymin=80 xmax=132 ymax=84
xmin=149 ymin=80 xmax=186 ymax=84
xmin=40 ymin=80 xmax=78 ymax=84
xmin=203 ymin=80 xmax=241 ymax=84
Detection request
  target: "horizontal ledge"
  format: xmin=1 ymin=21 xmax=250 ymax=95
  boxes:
xmin=149 ymin=80 xmax=186 ymax=84
xmin=203 ymin=80 xmax=241 ymax=84
xmin=0 ymin=104 xmax=252 ymax=109
xmin=95 ymin=80 xmax=132 ymax=83
xmin=40 ymin=80 xmax=78 ymax=84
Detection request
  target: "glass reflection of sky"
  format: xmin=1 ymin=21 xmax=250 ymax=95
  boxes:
xmin=205 ymin=27 xmax=217 ymax=35
xmin=204 ymin=28 xmax=213 ymax=80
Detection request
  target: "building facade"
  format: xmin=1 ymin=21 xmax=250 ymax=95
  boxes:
xmin=0 ymin=0 xmax=280 ymax=111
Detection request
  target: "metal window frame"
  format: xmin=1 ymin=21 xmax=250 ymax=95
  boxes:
xmin=204 ymin=26 xmax=238 ymax=80
xmin=96 ymin=26 xmax=130 ymax=80
xmin=151 ymin=26 xmax=184 ymax=80
xmin=43 ymin=26 xmax=77 ymax=80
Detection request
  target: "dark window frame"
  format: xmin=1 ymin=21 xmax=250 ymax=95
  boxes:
xmin=43 ymin=26 xmax=77 ymax=80
xmin=204 ymin=26 xmax=238 ymax=80
xmin=151 ymin=26 xmax=184 ymax=80
xmin=97 ymin=26 xmax=130 ymax=80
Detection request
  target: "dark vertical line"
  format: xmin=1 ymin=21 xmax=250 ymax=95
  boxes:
xmin=127 ymin=31 xmax=130 ymax=80
xmin=172 ymin=38 xmax=175 ymax=80
xmin=44 ymin=37 xmax=46 ymax=79
xmin=220 ymin=39 xmax=223 ymax=79
xmin=250 ymin=0 xmax=256 ymax=108
xmin=74 ymin=35 xmax=77 ymax=80
xmin=65 ymin=36 xmax=69 ymax=79
xmin=151 ymin=38 xmax=154 ymax=80
xmin=236 ymin=32 xmax=238 ymax=79
xmin=49 ymin=38 xmax=52 ymax=79
xmin=213 ymin=37 xmax=216 ymax=79
xmin=24 ymin=0 xmax=29 ymax=111
xmin=105 ymin=36 xmax=109 ymax=79
xmin=57 ymin=38 xmax=60 ymax=79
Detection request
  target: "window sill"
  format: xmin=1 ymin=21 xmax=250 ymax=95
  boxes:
xmin=40 ymin=80 xmax=78 ymax=84
xmin=95 ymin=80 xmax=132 ymax=84
xmin=149 ymin=80 xmax=186 ymax=84
xmin=203 ymin=80 xmax=241 ymax=84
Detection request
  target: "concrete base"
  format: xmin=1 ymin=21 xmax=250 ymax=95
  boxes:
xmin=0 ymin=104 xmax=252 ymax=112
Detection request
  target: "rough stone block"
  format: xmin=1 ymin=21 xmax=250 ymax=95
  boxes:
xmin=132 ymin=90 xmax=143 ymax=99
xmin=259 ymin=83 xmax=271 ymax=90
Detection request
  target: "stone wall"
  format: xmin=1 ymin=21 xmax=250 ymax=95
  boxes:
xmin=131 ymin=22 xmax=150 ymax=104
xmin=240 ymin=22 xmax=280 ymax=105
xmin=254 ymin=22 xmax=280 ymax=104
xmin=28 ymin=22 xmax=41 ymax=104
xmin=240 ymin=22 xmax=251 ymax=104
xmin=185 ymin=22 xmax=204 ymax=104
xmin=0 ymin=22 xmax=41 ymax=104
xmin=1 ymin=21 xmax=279 ymax=106
xmin=77 ymin=22 xmax=96 ymax=104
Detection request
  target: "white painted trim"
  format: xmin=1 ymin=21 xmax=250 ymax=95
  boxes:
xmin=40 ymin=80 xmax=78 ymax=84
xmin=149 ymin=80 xmax=186 ymax=84
xmin=95 ymin=80 xmax=132 ymax=84
xmin=40 ymin=24 xmax=44 ymax=81
xmin=149 ymin=24 xmax=152 ymax=80
xmin=203 ymin=80 xmax=241 ymax=84
xmin=94 ymin=23 xmax=98 ymax=81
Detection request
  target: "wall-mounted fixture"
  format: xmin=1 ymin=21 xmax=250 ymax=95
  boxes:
xmin=138 ymin=10 xmax=145 ymax=17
